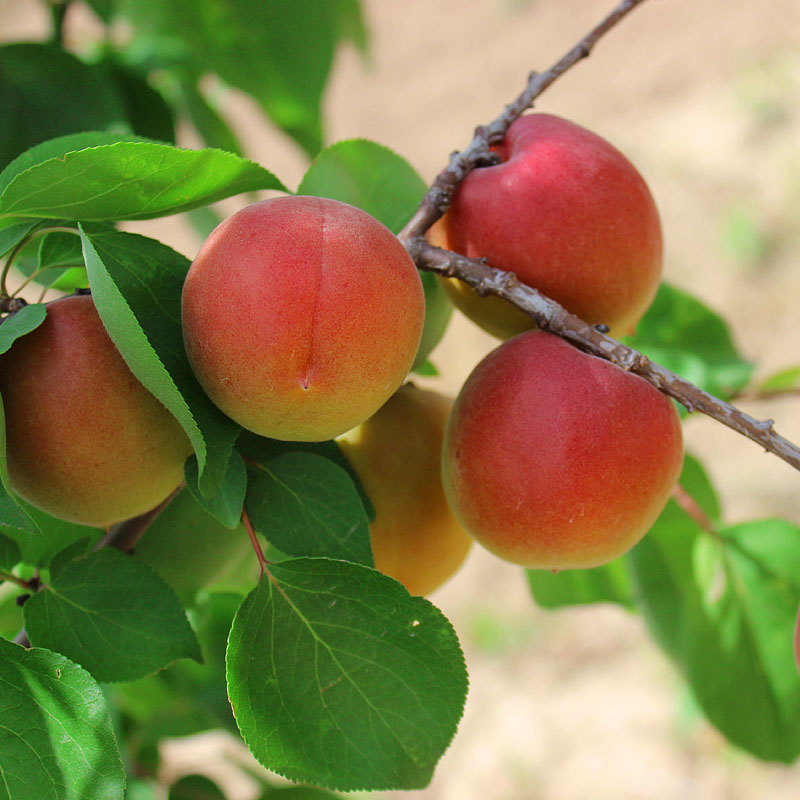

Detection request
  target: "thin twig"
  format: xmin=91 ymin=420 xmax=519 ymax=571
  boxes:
xmin=399 ymin=0 xmax=649 ymax=242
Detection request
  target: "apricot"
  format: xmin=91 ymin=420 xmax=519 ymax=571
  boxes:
xmin=442 ymin=331 xmax=683 ymax=570
xmin=433 ymin=113 xmax=663 ymax=338
xmin=0 ymin=294 xmax=191 ymax=527
xmin=134 ymin=487 xmax=256 ymax=602
xmin=181 ymin=196 xmax=425 ymax=442
xmin=339 ymin=384 xmax=472 ymax=595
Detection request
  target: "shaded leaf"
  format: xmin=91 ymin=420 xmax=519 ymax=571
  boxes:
xmin=185 ymin=450 xmax=247 ymax=530
xmin=245 ymin=452 xmax=372 ymax=566
xmin=0 ymin=531 xmax=20 ymax=571
xmin=0 ymin=43 xmax=128 ymax=171
xmin=24 ymin=548 xmax=202 ymax=682
xmin=0 ymin=303 xmax=47 ymax=354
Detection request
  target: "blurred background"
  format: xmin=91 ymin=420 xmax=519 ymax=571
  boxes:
xmin=4 ymin=0 xmax=800 ymax=797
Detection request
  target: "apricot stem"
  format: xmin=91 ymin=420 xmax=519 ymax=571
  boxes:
xmin=671 ymin=484 xmax=720 ymax=539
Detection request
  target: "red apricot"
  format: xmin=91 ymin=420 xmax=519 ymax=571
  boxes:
xmin=442 ymin=331 xmax=683 ymax=570
xmin=181 ymin=196 xmax=425 ymax=442
xmin=434 ymin=113 xmax=663 ymax=338
xmin=0 ymin=294 xmax=191 ymax=527
xmin=340 ymin=384 xmax=472 ymax=595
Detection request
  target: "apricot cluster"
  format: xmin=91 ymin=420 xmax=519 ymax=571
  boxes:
xmin=434 ymin=113 xmax=683 ymax=571
xmin=0 ymin=113 xmax=682 ymax=585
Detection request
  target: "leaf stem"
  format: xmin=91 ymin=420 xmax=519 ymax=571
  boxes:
xmin=242 ymin=507 xmax=268 ymax=576
xmin=1 ymin=225 xmax=81 ymax=301
xmin=0 ymin=570 xmax=31 ymax=589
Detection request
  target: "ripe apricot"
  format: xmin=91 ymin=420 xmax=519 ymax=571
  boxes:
xmin=442 ymin=331 xmax=683 ymax=570
xmin=0 ymin=294 xmax=191 ymax=527
xmin=181 ymin=196 xmax=425 ymax=442
xmin=433 ymin=113 xmax=663 ymax=338
xmin=340 ymin=384 xmax=472 ymax=595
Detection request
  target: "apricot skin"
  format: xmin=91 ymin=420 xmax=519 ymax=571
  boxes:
xmin=442 ymin=331 xmax=683 ymax=570
xmin=181 ymin=196 xmax=425 ymax=442
xmin=340 ymin=384 xmax=472 ymax=596
xmin=0 ymin=294 xmax=191 ymax=527
xmin=434 ymin=114 xmax=663 ymax=338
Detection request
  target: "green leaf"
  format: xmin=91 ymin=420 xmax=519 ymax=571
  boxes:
xmin=168 ymin=774 xmax=225 ymax=800
xmin=24 ymin=549 xmax=202 ymax=682
xmin=0 ymin=531 xmax=20 ymax=571
xmin=0 ymin=43 xmax=128 ymax=172
xmin=414 ymin=271 xmax=453 ymax=370
xmin=238 ymin=433 xmax=375 ymax=522
xmin=0 ymin=638 xmax=125 ymax=799
xmin=48 ymin=538 xmax=95 ymax=581
xmin=135 ymin=487 xmax=256 ymax=602
xmin=624 ymin=283 xmax=753 ymax=399
xmin=0 ymin=585 xmax=24 ymax=641
xmin=226 ymin=559 xmax=468 ymax=791
xmin=3 ymin=500 xmax=101 ymax=567
xmin=332 ymin=0 xmax=369 ymax=54
xmin=118 ymin=0 xmax=341 ymax=157
xmin=174 ymin=78 xmax=244 ymax=156
xmin=412 ymin=359 xmax=438 ymax=377
xmin=80 ymin=227 xmax=239 ymax=496
xmin=0 ymin=392 xmax=41 ymax=537
xmin=757 ymin=366 xmax=800 ymax=394
xmin=0 ymin=220 xmax=39 ymax=257
xmin=113 ymin=592 xmax=242 ymax=742
xmin=0 ymin=141 xmax=285 ymax=223
xmin=527 ymin=557 xmax=635 ymax=610
xmin=630 ymin=490 xmax=800 ymax=760
xmin=0 ymin=132 xmax=145 ymax=199
xmin=0 ymin=303 xmax=47 ymax=354
xmin=102 ymin=59 xmax=176 ymax=144
xmin=245 ymin=452 xmax=372 ymax=566
xmin=185 ymin=450 xmax=247 ymax=530
xmin=127 ymin=778 xmax=161 ymax=800
xmin=262 ymin=788 xmax=341 ymax=800
xmin=297 ymin=139 xmax=426 ymax=234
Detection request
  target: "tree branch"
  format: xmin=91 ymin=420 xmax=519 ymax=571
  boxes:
xmin=93 ymin=484 xmax=183 ymax=553
xmin=399 ymin=0 xmax=650 ymax=242
xmin=399 ymin=0 xmax=800 ymax=474
xmin=408 ymin=240 xmax=800 ymax=472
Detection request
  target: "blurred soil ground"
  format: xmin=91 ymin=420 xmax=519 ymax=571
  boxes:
xmin=5 ymin=1 xmax=800 ymax=798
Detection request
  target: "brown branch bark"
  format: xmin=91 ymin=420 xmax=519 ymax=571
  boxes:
xmin=400 ymin=0 xmax=649 ymax=242
xmin=408 ymin=240 xmax=800 ymax=472
xmin=399 ymin=0 xmax=800 ymax=475
xmin=93 ymin=483 xmax=183 ymax=553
